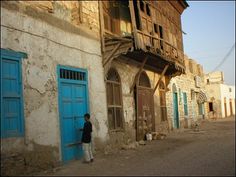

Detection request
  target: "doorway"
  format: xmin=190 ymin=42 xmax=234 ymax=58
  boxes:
xmin=57 ymin=65 xmax=89 ymax=162
xmin=135 ymin=71 xmax=154 ymax=141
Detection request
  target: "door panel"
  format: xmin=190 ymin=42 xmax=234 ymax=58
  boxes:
xmin=60 ymin=81 xmax=87 ymax=162
xmin=173 ymin=93 xmax=179 ymax=128
xmin=137 ymin=87 xmax=154 ymax=141
xmin=73 ymin=85 xmax=86 ymax=158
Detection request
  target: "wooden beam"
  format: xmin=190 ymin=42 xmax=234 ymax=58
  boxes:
xmin=103 ymin=42 xmax=122 ymax=67
xmin=153 ymin=64 xmax=169 ymax=94
xmin=130 ymin=56 xmax=148 ymax=93
xmin=129 ymin=0 xmax=138 ymax=48
xmin=98 ymin=1 xmax=105 ymax=53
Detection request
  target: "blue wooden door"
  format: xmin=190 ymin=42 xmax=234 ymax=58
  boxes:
xmin=173 ymin=93 xmax=179 ymax=128
xmin=1 ymin=58 xmax=24 ymax=137
xmin=58 ymin=66 xmax=88 ymax=162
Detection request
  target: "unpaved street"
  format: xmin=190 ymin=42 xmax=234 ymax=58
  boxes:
xmin=42 ymin=117 xmax=235 ymax=176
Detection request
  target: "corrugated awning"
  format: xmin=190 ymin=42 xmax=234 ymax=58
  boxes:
xmin=197 ymin=90 xmax=207 ymax=104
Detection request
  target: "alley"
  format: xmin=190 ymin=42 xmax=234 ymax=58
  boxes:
xmin=41 ymin=117 xmax=235 ymax=176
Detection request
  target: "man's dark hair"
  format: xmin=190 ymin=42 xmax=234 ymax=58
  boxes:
xmin=84 ymin=113 xmax=90 ymax=119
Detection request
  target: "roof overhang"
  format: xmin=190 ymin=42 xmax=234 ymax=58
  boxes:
xmin=118 ymin=50 xmax=185 ymax=76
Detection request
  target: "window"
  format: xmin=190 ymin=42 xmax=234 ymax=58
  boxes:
xmin=159 ymin=25 xmax=163 ymax=39
xmin=60 ymin=69 xmax=85 ymax=81
xmin=159 ymin=25 xmax=164 ymax=50
xmin=198 ymin=103 xmax=203 ymax=115
xmin=154 ymin=23 xmax=158 ymax=33
xmin=106 ymin=68 xmax=123 ymax=130
xmin=146 ymin=3 xmax=151 ymax=16
xmin=207 ymin=79 xmax=210 ymax=84
xmin=159 ymin=81 xmax=167 ymax=121
xmin=139 ymin=72 xmax=151 ymax=87
xmin=1 ymin=49 xmax=27 ymax=138
xmin=140 ymin=0 xmax=145 ymax=12
xmin=229 ymin=88 xmax=232 ymax=92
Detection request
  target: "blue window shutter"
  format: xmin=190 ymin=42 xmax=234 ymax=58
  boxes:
xmin=1 ymin=49 xmax=27 ymax=138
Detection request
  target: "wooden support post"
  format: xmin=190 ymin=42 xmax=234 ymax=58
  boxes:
xmin=129 ymin=0 xmax=138 ymax=48
xmin=103 ymin=42 xmax=122 ymax=67
xmin=130 ymin=56 xmax=148 ymax=93
xmin=153 ymin=64 xmax=169 ymax=94
xmin=98 ymin=1 xmax=105 ymax=53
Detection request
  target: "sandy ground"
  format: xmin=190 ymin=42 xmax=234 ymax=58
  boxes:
xmin=37 ymin=116 xmax=235 ymax=176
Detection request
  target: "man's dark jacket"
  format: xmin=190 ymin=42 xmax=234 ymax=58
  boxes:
xmin=81 ymin=121 xmax=92 ymax=143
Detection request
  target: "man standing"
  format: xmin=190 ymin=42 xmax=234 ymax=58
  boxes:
xmin=81 ymin=113 xmax=94 ymax=163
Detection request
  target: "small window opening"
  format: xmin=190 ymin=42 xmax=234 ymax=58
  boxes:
xmin=209 ymin=102 xmax=213 ymax=112
xmin=140 ymin=0 xmax=145 ymax=12
xmin=133 ymin=0 xmax=141 ymax=30
xmin=159 ymin=25 xmax=163 ymax=39
xmin=159 ymin=25 xmax=164 ymax=50
xmin=60 ymin=69 xmax=85 ymax=81
xmin=146 ymin=4 xmax=151 ymax=16
xmin=154 ymin=23 xmax=158 ymax=33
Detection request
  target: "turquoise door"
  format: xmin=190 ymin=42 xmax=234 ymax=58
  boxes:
xmin=58 ymin=66 xmax=89 ymax=162
xmin=173 ymin=93 xmax=179 ymax=128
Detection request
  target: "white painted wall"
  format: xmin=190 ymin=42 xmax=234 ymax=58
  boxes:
xmin=204 ymin=83 xmax=235 ymax=118
xmin=220 ymin=84 xmax=235 ymax=117
xmin=1 ymin=7 xmax=108 ymax=158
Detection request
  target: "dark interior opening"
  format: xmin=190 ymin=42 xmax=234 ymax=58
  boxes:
xmin=209 ymin=102 xmax=213 ymax=112
xmin=146 ymin=4 xmax=151 ymax=16
xmin=133 ymin=0 xmax=141 ymax=30
xmin=140 ymin=0 xmax=145 ymax=12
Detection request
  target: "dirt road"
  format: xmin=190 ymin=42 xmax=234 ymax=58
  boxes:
xmin=41 ymin=117 xmax=235 ymax=176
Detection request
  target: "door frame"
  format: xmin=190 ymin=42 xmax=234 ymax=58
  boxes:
xmin=57 ymin=65 xmax=90 ymax=162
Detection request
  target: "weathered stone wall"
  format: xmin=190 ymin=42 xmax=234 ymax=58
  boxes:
xmin=166 ymin=56 xmax=207 ymax=129
xmin=106 ymin=59 xmax=169 ymax=146
xmin=1 ymin=1 xmax=108 ymax=165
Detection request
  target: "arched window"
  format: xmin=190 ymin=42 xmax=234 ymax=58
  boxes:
xmin=159 ymin=81 xmax=167 ymax=121
xmin=106 ymin=68 xmax=123 ymax=130
xmin=139 ymin=71 xmax=151 ymax=87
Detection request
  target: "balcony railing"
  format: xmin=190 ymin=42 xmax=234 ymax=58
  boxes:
xmin=135 ymin=30 xmax=184 ymax=66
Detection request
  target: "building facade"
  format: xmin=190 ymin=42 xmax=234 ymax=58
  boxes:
xmin=166 ymin=55 xmax=207 ymax=130
xmin=100 ymin=0 xmax=188 ymax=142
xmin=1 ymin=1 xmax=109 ymax=171
xmin=1 ymin=0 xmax=188 ymax=174
xmin=204 ymin=72 xmax=235 ymax=119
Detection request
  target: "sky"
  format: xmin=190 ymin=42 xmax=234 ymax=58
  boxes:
xmin=181 ymin=1 xmax=235 ymax=85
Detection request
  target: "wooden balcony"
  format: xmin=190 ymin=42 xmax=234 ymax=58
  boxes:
xmin=100 ymin=0 xmax=187 ymax=76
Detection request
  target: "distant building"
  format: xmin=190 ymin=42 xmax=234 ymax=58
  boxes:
xmin=165 ymin=55 xmax=207 ymax=130
xmin=204 ymin=72 xmax=235 ymax=118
